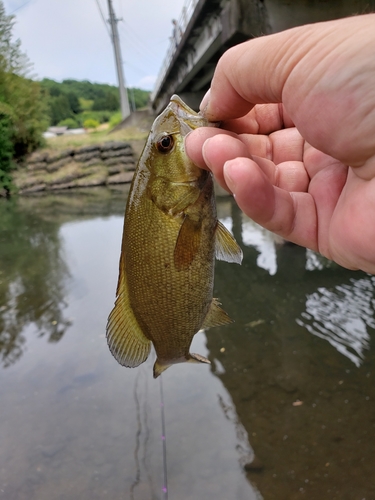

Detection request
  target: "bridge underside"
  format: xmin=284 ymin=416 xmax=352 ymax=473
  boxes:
xmin=151 ymin=0 xmax=374 ymax=114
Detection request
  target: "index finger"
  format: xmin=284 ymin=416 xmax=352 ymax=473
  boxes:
xmin=220 ymin=103 xmax=295 ymax=135
xmin=200 ymin=17 xmax=353 ymax=122
xmin=200 ymin=30 xmax=296 ymax=121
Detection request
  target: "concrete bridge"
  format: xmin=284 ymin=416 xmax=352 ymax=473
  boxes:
xmin=150 ymin=0 xmax=374 ymax=114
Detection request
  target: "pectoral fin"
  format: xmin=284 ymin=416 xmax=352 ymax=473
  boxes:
xmin=202 ymin=297 xmax=233 ymax=329
xmin=174 ymin=215 xmax=201 ymax=270
xmin=215 ymin=220 xmax=243 ymax=264
xmin=106 ymin=261 xmax=151 ymax=367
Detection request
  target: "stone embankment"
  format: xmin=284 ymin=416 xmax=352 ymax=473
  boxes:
xmin=14 ymin=141 xmax=137 ymax=194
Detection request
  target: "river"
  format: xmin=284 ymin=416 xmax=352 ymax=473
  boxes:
xmin=0 ymin=186 xmax=374 ymax=500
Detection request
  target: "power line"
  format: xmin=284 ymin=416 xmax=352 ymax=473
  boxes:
xmin=9 ymin=0 xmax=30 ymax=14
xmin=94 ymin=0 xmax=111 ymax=37
xmin=123 ymin=60 xmax=149 ymax=78
xmin=120 ymin=20 xmax=161 ymax=61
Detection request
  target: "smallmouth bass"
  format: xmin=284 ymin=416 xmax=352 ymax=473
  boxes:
xmin=106 ymin=95 xmax=242 ymax=378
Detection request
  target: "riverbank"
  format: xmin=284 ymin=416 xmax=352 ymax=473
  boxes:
xmin=12 ymin=119 xmax=229 ymax=196
xmin=13 ymin=128 xmax=149 ymax=195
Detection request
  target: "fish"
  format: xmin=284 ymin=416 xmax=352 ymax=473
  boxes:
xmin=106 ymin=94 xmax=242 ymax=378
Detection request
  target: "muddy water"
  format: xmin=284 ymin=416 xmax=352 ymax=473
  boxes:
xmin=0 ymin=187 xmax=374 ymax=500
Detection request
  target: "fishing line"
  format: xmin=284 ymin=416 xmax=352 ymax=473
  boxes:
xmin=159 ymin=374 xmax=168 ymax=500
xmin=130 ymin=372 xmax=141 ymax=500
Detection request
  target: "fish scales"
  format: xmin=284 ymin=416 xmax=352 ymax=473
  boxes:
xmin=106 ymin=95 xmax=243 ymax=378
xmin=126 ymin=176 xmax=215 ymax=354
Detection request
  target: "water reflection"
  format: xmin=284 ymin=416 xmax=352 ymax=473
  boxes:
xmin=0 ymin=187 xmax=129 ymax=369
xmin=0 ymin=198 xmax=70 ymax=367
xmin=0 ymin=189 xmax=374 ymax=499
xmin=209 ymin=197 xmax=375 ymax=499
xmin=219 ymin=204 xmax=375 ymax=367
xmin=217 ymin=392 xmax=255 ymax=469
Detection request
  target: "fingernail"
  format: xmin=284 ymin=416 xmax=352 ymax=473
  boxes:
xmin=184 ymin=130 xmax=192 ymax=143
xmin=184 ymin=131 xmax=192 ymax=154
xmin=202 ymin=138 xmax=212 ymax=169
xmin=199 ymin=89 xmax=211 ymax=113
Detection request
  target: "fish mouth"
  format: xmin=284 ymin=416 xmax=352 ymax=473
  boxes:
xmin=169 ymin=94 xmax=218 ymax=131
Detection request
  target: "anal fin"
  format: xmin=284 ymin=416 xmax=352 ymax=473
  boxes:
xmin=189 ymin=353 xmax=211 ymax=364
xmin=106 ymin=261 xmax=151 ymax=368
xmin=153 ymin=360 xmax=171 ymax=379
xmin=215 ymin=220 xmax=243 ymax=264
xmin=202 ymin=297 xmax=233 ymax=329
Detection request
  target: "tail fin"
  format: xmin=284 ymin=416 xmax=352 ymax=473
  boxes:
xmin=153 ymin=353 xmax=210 ymax=379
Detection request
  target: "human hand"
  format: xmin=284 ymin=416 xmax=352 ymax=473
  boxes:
xmin=185 ymin=14 xmax=375 ymax=274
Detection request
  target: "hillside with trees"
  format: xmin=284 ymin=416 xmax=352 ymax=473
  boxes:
xmin=40 ymin=79 xmax=150 ymax=129
xmin=0 ymin=0 xmax=151 ymax=194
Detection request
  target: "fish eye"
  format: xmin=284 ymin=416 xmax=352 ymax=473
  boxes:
xmin=156 ymin=135 xmax=174 ymax=153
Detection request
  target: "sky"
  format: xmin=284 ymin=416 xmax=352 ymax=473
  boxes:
xmin=3 ymin=0 xmax=186 ymax=90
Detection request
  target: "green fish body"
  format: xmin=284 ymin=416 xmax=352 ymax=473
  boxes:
xmin=106 ymin=95 xmax=242 ymax=378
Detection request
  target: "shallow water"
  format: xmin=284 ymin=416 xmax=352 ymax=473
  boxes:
xmin=0 ymin=187 xmax=374 ymax=500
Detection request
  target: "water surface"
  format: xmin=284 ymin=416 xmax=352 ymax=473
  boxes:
xmin=0 ymin=187 xmax=374 ymax=500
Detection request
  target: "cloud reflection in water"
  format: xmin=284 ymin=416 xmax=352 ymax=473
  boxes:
xmin=296 ymin=277 xmax=375 ymax=367
xmin=221 ymin=216 xmax=282 ymax=276
xmin=220 ymin=209 xmax=374 ymax=368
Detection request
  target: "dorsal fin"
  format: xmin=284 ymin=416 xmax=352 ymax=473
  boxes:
xmin=106 ymin=260 xmax=151 ymax=367
xmin=202 ymin=297 xmax=233 ymax=329
xmin=215 ymin=220 xmax=243 ymax=264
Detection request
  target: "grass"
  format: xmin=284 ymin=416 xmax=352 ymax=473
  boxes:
xmin=43 ymin=126 xmax=149 ymax=152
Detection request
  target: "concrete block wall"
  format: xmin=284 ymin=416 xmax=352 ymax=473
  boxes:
xmin=14 ymin=141 xmax=137 ymax=194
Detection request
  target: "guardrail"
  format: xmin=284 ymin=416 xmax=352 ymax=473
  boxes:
xmin=150 ymin=0 xmax=200 ymax=102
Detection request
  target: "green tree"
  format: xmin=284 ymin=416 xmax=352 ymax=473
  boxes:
xmin=2 ymin=73 xmax=47 ymax=157
xmin=83 ymin=118 xmax=99 ymax=129
xmin=0 ymin=1 xmax=47 ymax=192
xmin=0 ymin=113 xmax=13 ymax=193
xmin=57 ymin=117 xmax=79 ymax=129
xmin=92 ymin=91 xmax=119 ymax=111
xmin=66 ymin=91 xmax=81 ymax=114
xmin=129 ymin=87 xmax=150 ymax=109
xmin=49 ymin=94 xmax=72 ymax=124
xmin=40 ymin=78 xmax=151 ymax=126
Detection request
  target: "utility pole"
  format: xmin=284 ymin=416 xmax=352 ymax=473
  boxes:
xmin=107 ymin=0 xmax=131 ymax=119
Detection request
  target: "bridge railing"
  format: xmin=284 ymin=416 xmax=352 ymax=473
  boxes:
xmin=150 ymin=0 xmax=200 ymax=102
